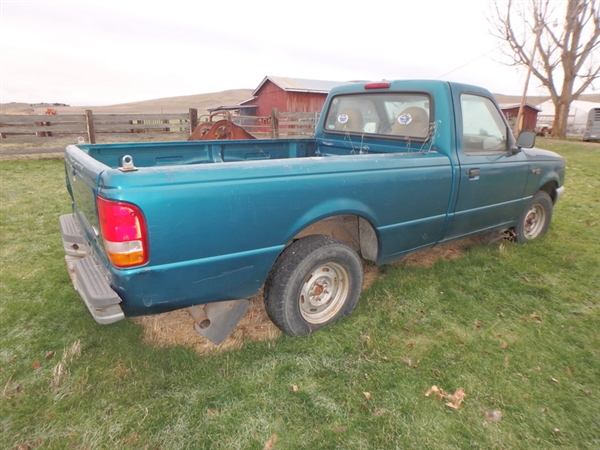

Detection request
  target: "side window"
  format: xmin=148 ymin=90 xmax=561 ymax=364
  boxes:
xmin=461 ymin=94 xmax=508 ymax=153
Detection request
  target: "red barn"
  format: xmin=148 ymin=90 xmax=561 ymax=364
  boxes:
xmin=239 ymin=76 xmax=353 ymax=116
xmin=500 ymin=103 xmax=541 ymax=133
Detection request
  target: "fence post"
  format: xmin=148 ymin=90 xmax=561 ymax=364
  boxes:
xmin=35 ymin=121 xmax=49 ymax=137
xmin=189 ymin=108 xmax=198 ymax=135
xmin=85 ymin=110 xmax=96 ymax=144
xmin=270 ymin=108 xmax=279 ymax=139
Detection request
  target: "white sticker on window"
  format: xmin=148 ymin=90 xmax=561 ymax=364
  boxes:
xmin=398 ymin=113 xmax=413 ymax=125
xmin=338 ymin=114 xmax=349 ymax=124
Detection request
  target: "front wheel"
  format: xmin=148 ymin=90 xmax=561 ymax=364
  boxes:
xmin=264 ymin=235 xmax=363 ymax=336
xmin=514 ymin=191 xmax=553 ymax=242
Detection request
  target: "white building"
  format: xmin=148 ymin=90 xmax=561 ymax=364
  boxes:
xmin=537 ymin=100 xmax=599 ymax=132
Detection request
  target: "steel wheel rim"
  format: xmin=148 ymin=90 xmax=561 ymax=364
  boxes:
xmin=299 ymin=262 xmax=350 ymax=324
xmin=523 ymin=204 xmax=546 ymax=239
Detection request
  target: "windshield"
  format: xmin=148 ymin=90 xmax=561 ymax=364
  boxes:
xmin=323 ymin=92 xmax=432 ymax=140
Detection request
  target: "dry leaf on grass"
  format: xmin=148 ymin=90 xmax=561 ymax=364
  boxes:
xmin=404 ymin=358 xmax=419 ymax=368
xmin=51 ymin=340 xmax=82 ymax=390
xmin=445 ymin=388 xmax=466 ymax=409
xmin=14 ymin=439 xmax=43 ymax=450
xmin=263 ymin=434 xmax=278 ymax=449
xmin=425 ymin=385 xmax=445 ymax=403
xmin=425 ymin=385 xmax=467 ymax=409
xmin=373 ymin=408 xmax=387 ymax=416
xmin=485 ymin=409 xmax=503 ymax=422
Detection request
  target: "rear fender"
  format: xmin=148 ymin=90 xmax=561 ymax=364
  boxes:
xmin=290 ymin=214 xmax=378 ymax=262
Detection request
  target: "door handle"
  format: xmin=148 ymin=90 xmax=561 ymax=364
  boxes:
xmin=467 ymin=168 xmax=480 ymax=178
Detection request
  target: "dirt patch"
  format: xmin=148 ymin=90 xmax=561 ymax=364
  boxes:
xmin=395 ymin=236 xmax=482 ymax=268
xmin=135 ymin=239 xmax=480 ymax=355
xmin=134 ymin=291 xmax=281 ymax=355
xmin=135 ymin=263 xmax=381 ymax=355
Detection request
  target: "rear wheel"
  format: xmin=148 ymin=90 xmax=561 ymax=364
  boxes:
xmin=265 ymin=235 xmax=363 ymax=336
xmin=514 ymin=191 xmax=553 ymax=242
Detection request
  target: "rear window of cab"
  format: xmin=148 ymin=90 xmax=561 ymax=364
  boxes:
xmin=323 ymin=93 xmax=432 ymax=140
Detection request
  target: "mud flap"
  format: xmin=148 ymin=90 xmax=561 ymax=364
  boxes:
xmin=188 ymin=299 xmax=249 ymax=345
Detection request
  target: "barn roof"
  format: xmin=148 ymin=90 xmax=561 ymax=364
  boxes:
xmin=499 ymin=103 xmax=542 ymax=112
xmin=252 ymin=76 xmax=354 ymax=95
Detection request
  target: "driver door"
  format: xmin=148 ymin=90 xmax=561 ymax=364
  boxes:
xmin=443 ymin=93 xmax=529 ymax=239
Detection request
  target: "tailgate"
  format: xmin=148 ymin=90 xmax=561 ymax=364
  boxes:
xmin=64 ymin=145 xmax=106 ymax=246
xmin=61 ymin=145 xmax=124 ymax=324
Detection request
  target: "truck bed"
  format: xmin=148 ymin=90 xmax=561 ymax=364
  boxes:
xmin=64 ymin=136 xmax=453 ymax=318
xmin=76 ymin=139 xmax=319 ymax=168
xmin=74 ymin=136 xmax=435 ymax=170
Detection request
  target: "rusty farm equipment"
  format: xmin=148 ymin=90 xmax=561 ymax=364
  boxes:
xmin=188 ymin=112 xmax=255 ymax=141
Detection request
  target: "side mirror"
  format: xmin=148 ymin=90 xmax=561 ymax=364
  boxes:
xmin=515 ymin=131 xmax=536 ymax=149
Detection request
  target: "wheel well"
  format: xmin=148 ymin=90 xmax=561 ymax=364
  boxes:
xmin=539 ymin=181 xmax=559 ymax=203
xmin=291 ymin=215 xmax=378 ymax=262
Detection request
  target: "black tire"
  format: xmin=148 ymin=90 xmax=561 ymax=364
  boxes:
xmin=514 ymin=191 xmax=553 ymax=243
xmin=264 ymin=235 xmax=363 ymax=336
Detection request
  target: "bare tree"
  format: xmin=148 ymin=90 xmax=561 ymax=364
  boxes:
xmin=490 ymin=0 xmax=600 ymax=138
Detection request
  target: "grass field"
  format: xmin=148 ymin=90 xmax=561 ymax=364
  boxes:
xmin=1 ymin=139 xmax=598 ymax=449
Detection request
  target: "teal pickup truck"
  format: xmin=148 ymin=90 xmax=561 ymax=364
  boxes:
xmin=60 ymin=80 xmax=565 ymax=344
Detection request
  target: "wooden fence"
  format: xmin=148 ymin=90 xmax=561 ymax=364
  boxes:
xmin=0 ymin=109 xmax=320 ymax=145
xmin=237 ymin=110 xmax=320 ymax=139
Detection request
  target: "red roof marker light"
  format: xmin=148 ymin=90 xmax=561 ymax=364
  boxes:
xmin=364 ymin=81 xmax=391 ymax=89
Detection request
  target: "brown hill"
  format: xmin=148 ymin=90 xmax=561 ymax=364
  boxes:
xmin=1 ymin=89 xmax=254 ymax=115
xmin=1 ymin=102 xmax=36 ymax=115
xmin=3 ymin=89 xmax=598 ymax=116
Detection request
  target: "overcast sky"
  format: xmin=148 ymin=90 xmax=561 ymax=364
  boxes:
xmin=1 ymin=0 xmax=553 ymax=106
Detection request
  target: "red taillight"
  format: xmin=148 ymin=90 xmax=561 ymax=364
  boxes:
xmin=364 ymin=81 xmax=391 ymax=89
xmin=97 ymin=197 xmax=148 ymax=267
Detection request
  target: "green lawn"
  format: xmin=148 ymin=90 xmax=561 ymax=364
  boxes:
xmin=1 ymin=139 xmax=599 ymax=449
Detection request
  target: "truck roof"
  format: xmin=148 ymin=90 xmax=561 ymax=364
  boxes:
xmin=328 ymin=79 xmax=492 ymax=97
